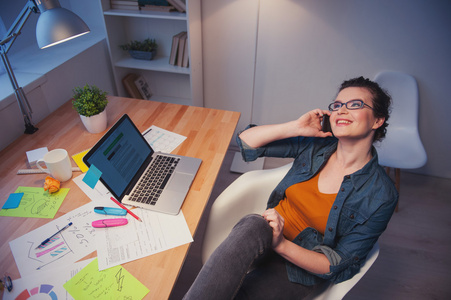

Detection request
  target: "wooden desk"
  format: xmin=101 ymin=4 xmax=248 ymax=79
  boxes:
xmin=0 ymin=96 xmax=240 ymax=299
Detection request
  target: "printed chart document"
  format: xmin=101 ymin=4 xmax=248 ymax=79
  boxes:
xmin=142 ymin=125 xmax=186 ymax=153
xmin=96 ymin=207 xmax=193 ymax=270
xmin=9 ymin=203 xmax=98 ymax=277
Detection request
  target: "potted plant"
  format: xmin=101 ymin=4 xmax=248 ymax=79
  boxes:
xmin=120 ymin=38 xmax=158 ymax=60
xmin=72 ymin=84 xmax=108 ymax=133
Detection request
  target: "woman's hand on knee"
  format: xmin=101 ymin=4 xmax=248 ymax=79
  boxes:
xmin=262 ymin=209 xmax=286 ymax=249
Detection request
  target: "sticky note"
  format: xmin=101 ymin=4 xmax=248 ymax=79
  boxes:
xmin=63 ymin=258 xmax=149 ymax=299
xmin=72 ymin=149 xmax=90 ymax=172
xmin=0 ymin=188 xmax=69 ymax=218
xmin=82 ymin=164 xmax=102 ymax=189
xmin=2 ymin=193 xmax=24 ymax=209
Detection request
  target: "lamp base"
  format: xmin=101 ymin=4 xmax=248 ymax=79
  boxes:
xmin=24 ymin=123 xmax=39 ymax=134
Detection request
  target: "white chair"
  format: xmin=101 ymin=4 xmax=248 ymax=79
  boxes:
xmin=201 ymin=163 xmax=379 ymax=300
xmin=374 ymin=71 xmax=427 ymax=210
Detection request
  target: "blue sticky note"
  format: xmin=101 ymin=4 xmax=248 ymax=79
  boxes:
xmin=3 ymin=193 xmax=24 ymax=209
xmin=83 ymin=164 xmax=102 ymax=189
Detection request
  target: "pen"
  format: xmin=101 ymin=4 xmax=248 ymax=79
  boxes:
xmin=110 ymin=197 xmax=142 ymax=222
xmin=35 ymin=222 xmax=73 ymax=249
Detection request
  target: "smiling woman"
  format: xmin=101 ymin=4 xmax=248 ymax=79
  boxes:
xmin=184 ymin=76 xmax=398 ymax=300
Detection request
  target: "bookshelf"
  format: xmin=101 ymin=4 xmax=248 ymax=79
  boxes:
xmin=99 ymin=0 xmax=203 ymax=106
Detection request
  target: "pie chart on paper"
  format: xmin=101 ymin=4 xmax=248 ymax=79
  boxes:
xmin=15 ymin=284 xmax=58 ymax=300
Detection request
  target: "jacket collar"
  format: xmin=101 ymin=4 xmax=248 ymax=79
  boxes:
xmin=348 ymin=147 xmax=380 ymax=190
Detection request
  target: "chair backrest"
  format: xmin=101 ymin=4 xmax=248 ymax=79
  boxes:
xmin=374 ymin=71 xmax=427 ymax=169
xmin=201 ymin=162 xmax=380 ymax=300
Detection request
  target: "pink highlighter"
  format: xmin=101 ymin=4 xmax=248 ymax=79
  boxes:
xmin=92 ymin=218 xmax=128 ymax=228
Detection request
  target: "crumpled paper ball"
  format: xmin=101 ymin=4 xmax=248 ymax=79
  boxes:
xmin=44 ymin=176 xmax=60 ymax=193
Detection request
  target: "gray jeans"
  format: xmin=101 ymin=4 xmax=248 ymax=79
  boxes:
xmin=184 ymin=214 xmax=318 ymax=299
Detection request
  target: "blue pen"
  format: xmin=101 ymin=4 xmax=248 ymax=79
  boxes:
xmin=94 ymin=206 xmax=127 ymax=216
xmin=35 ymin=222 xmax=73 ymax=249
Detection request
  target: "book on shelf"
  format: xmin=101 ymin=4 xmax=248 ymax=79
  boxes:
xmin=134 ymin=76 xmax=153 ymax=100
xmin=182 ymin=37 xmax=189 ymax=68
xmin=169 ymin=31 xmax=186 ymax=65
xmin=138 ymin=0 xmax=171 ymax=6
xmin=111 ymin=5 xmax=140 ymax=10
xmin=166 ymin=0 xmax=186 ymax=12
xmin=176 ymin=32 xmax=187 ymax=67
xmin=111 ymin=0 xmax=139 ymax=10
xmin=140 ymin=4 xmax=176 ymax=12
xmin=123 ymin=73 xmax=146 ymax=99
xmin=111 ymin=0 xmax=138 ymax=4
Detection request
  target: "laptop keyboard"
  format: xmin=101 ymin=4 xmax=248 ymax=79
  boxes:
xmin=129 ymin=155 xmax=180 ymax=206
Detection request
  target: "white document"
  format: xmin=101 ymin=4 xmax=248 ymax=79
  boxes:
xmin=2 ymin=259 xmax=93 ymax=300
xmin=96 ymin=207 xmax=193 ymax=270
xmin=9 ymin=203 xmax=98 ymax=277
xmin=142 ymin=125 xmax=187 ymax=153
xmin=73 ymin=173 xmax=193 ymax=271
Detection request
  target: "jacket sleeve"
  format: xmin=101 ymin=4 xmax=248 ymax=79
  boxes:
xmin=236 ymin=124 xmax=310 ymax=162
xmin=312 ymin=182 xmax=398 ymax=283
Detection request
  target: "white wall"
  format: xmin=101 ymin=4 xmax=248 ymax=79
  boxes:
xmin=202 ymin=0 xmax=258 ymax=133
xmin=202 ymin=0 xmax=451 ymax=179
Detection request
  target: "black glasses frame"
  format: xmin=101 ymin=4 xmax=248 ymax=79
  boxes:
xmin=328 ymin=99 xmax=374 ymax=111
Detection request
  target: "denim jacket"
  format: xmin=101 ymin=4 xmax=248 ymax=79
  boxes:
xmin=237 ymin=126 xmax=398 ymax=286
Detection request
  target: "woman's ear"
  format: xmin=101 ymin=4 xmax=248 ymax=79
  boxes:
xmin=372 ymin=117 xmax=385 ymax=130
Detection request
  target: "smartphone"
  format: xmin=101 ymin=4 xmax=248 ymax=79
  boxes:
xmin=321 ymin=115 xmax=332 ymax=133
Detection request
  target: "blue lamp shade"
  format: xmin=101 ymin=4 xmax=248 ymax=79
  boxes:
xmin=36 ymin=6 xmax=90 ymax=49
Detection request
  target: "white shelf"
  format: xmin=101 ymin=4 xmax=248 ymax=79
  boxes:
xmin=115 ymin=56 xmax=190 ymax=74
xmin=100 ymin=0 xmax=203 ymax=107
xmin=104 ymin=9 xmax=187 ymax=20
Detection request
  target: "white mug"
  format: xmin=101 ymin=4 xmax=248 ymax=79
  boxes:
xmin=37 ymin=149 xmax=73 ymax=182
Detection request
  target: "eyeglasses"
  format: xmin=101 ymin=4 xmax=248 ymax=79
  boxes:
xmin=328 ymin=99 xmax=374 ymax=111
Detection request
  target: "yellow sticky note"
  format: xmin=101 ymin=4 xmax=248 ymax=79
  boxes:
xmin=63 ymin=258 xmax=149 ymax=300
xmin=72 ymin=149 xmax=90 ymax=172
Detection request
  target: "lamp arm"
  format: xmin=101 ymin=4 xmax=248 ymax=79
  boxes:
xmin=0 ymin=0 xmax=39 ymax=134
xmin=0 ymin=1 xmax=38 ymax=54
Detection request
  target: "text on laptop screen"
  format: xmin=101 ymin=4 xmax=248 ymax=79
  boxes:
xmin=86 ymin=118 xmax=152 ymax=197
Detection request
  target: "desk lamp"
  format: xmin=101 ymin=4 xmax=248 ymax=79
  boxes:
xmin=0 ymin=0 xmax=90 ymax=134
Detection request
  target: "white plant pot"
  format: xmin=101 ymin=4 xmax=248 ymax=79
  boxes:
xmin=80 ymin=110 xmax=108 ymax=133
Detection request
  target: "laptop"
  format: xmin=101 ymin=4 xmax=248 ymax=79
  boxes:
xmin=83 ymin=114 xmax=202 ymax=215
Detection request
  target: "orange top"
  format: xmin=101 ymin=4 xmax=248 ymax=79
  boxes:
xmin=274 ymin=172 xmax=337 ymax=240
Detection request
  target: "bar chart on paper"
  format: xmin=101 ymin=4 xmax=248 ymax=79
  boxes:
xmin=142 ymin=125 xmax=187 ymax=153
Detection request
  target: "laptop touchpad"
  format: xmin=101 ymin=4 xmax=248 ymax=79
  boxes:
xmin=170 ymin=173 xmax=194 ymax=193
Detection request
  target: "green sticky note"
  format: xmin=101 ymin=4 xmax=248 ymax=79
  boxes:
xmin=0 ymin=187 xmax=69 ymax=218
xmin=64 ymin=258 xmax=149 ymax=300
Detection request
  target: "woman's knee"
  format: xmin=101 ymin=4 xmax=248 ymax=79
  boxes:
xmin=232 ymin=214 xmax=272 ymax=241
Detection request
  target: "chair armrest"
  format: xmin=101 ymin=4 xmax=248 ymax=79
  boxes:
xmin=201 ymin=163 xmax=292 ymax=264
xmin=305 ymin=242 xmax=380 ymax=300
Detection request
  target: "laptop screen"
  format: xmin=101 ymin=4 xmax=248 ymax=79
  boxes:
xmin=84 ymin=115 xmax=152 ymax=199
